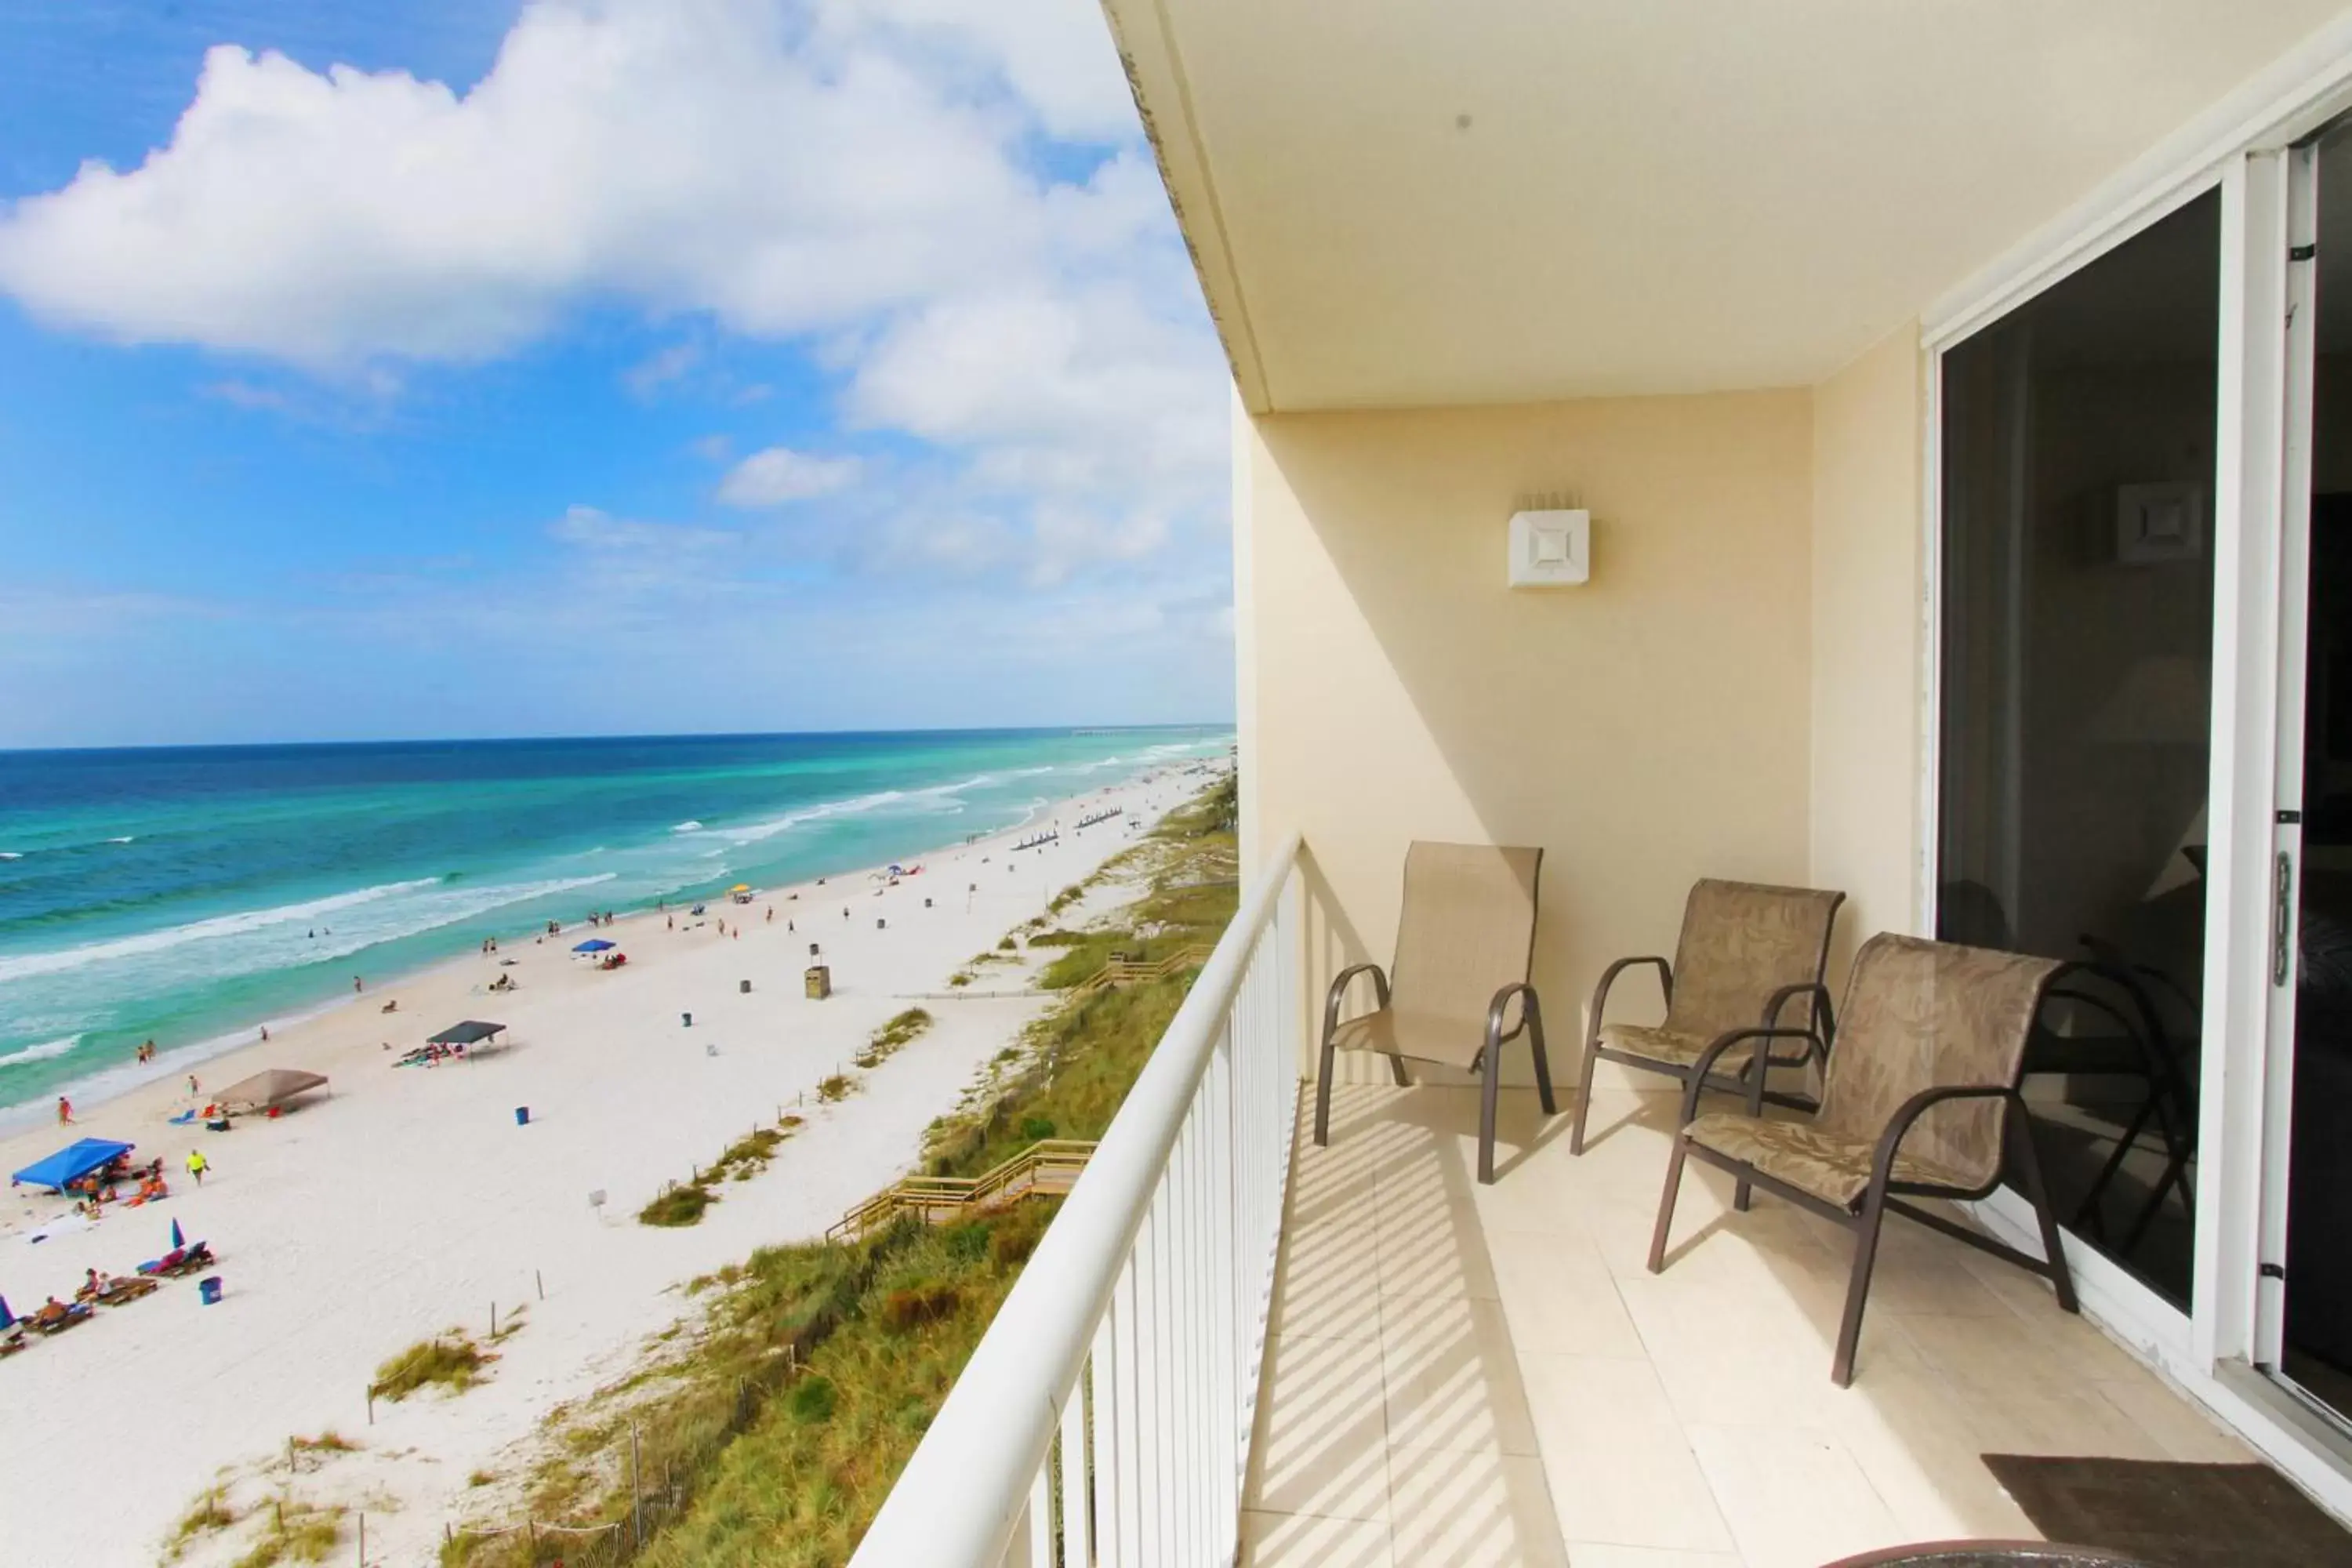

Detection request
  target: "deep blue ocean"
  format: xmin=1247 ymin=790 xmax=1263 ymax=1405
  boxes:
xmin=0 ymin=728 xmax=1229 ymax=1120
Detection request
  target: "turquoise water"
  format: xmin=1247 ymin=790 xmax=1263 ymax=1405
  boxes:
xmin=0 ymin=728 xmax=1229 ymax=1120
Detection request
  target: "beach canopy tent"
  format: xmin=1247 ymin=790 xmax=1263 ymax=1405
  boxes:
xmin=572 ymin=938 xmax=615 ymax=953
xmin=12 ymin=1137 xmax=134 ymax=1192
xmin=214 ymin=1068 xmax=328 ymax=1112
xmin=427 ymin=1020 xmax=506 ymax=1046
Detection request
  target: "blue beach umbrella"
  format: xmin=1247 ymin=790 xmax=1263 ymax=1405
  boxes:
xmin=572 ymin=938 xmax=615 ymax=953
xmin=170 ymin=1218 xmax=184 ymax=1250
xmin=0 ymin=1294 xmax=11 ymax=1327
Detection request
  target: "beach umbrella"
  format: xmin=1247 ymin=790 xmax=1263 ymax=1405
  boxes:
xmin=730 ymin=884 xmax=751 ymax=893
xmin=572 ymin=938 xmax=615 ymax=953
xmin=0 ymin=1294 xmax=10 ymax=1327
xmin=169 ymin=1218 xmax=184 ymax=1250
xmin=213 ymin=1068 xmax=328 ymax=1112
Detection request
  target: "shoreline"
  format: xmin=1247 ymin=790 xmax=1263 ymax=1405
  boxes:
xmin=0 ymin=757 xmax=1230 ymax=1567
xmin=0 ymin=754 xmax=1210 ymax=1138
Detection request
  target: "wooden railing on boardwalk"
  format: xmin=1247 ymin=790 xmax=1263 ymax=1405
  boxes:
xmin=1066 ymin=945 xmax=1212 ymax=999
xmin=828 ymin=1139 xmax=1098 ymax=1242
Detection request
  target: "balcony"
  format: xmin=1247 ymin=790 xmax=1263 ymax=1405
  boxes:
xmin=854 ymin=840 xmax=2255 ymax=1567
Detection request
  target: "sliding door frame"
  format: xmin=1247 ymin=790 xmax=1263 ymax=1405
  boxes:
xmin=1918 ymin=14 xmax=2352 ymax=1515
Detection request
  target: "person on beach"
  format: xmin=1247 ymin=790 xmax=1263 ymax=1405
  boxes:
xmin=187 ymin=1074 xmax=200 ymax=1098
xmin=56 ymin=1096 xmax=71 ymax=1126
xmin=352 ymin=975 xmax=363 ymax=993
xmin=186 ymin=1149 xmax=209 ymax=1186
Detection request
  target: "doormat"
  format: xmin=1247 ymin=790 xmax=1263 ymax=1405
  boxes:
xmin=1980 ymin=1455 xmax=2352 ymax=1568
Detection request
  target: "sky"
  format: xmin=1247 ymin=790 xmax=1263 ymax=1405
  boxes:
xmin=0 ymin=0 xmax=1235 ymax=748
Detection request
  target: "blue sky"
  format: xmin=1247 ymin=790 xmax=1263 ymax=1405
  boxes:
xmin=0 ymin=0 xmax=1234 ymax=747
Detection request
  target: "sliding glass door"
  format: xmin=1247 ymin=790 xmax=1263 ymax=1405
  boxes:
xmin=1938 ymin=191 xmax=2220 ymax=1310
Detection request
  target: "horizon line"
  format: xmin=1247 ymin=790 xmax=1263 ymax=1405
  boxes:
xmin=0 ymin=720 xmax=1240 ymax=759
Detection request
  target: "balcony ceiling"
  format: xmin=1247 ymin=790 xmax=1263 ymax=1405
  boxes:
xmin=1103 ymin=0 xmax=2350 ymax=412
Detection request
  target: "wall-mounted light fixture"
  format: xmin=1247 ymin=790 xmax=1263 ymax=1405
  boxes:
xmin=1508 ymin=496 xmax=1589 ymax=588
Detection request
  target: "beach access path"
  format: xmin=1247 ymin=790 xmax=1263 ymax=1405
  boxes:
xmin=0 ymin=763 xmax=1221 ymax=1567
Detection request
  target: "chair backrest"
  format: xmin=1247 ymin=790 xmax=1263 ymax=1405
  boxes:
xmin=1816 ymin=934 xmax=2060 ymax=1190
xmin=1663 ymin=880 xmax=1847 ymax=1041
xmin=1388 ymin=842 xmax=1543 ymax=1024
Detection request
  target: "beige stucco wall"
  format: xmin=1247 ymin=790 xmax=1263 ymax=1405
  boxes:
xmin=1808 ymin=324 xmax=1928 ymax=975
xmin=1237 ymin=392 xmax=1817 ymax=1082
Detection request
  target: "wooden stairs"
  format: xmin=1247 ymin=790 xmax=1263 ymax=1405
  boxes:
xmin=828 ymin=1138 xmax=1098 ymax=1242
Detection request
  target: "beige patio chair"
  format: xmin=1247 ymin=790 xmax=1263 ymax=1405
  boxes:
xmin=1313 ymin=841 xmax=1552 ymax=1184
xmin=1571 ymin=879 xmax=1846 ymax=1164
xmin=1646 ymin=932 xmax=2076 ymax=1385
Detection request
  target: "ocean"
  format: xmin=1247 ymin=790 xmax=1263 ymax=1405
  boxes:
xmin=0 ymin=727 xmax=1230 ymax=1123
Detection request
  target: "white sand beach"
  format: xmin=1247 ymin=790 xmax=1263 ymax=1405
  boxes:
xmin=0 ymin=762 xmax=1225 ymax=1566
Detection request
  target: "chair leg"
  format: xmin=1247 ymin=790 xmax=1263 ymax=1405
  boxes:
xmin=1731 ymin=1055 xmax=1765 ymax=1213
xmin=1646 ymin=1138 xmax=1690 ymax=1273
xmin=1529 ymin=1012 xmax=1558 ymax=1116
xmin=1832 ymin=1185 xmax=1891 ymax=1387
xmin=1478 ymin=1050 xmax=1501 ymax=1185
xmin=1388 ymin=1054 xmax=1411 ymax=1087
xmin=1569 ymin=1037 xmax=1602 ymax=1155
xmin=1313 ymin=1030 xmax=1338 ymax=1148
xmin=2006 ymin=1098 xmax=2080 ymax=1315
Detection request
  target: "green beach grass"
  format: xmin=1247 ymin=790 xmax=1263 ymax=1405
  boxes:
xmin=441 ymin=771 xmax=1237 ymax=1566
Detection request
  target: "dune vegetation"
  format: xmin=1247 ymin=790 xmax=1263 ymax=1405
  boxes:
xmin=441 ymin=771 xmax=1237 ymax=1566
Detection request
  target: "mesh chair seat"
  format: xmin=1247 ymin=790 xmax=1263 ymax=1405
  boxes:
xmin=1683 ymin=1111 xmax=1976 ymax=1211
xmin=1331 ymin=1007 xmax=1489 ymax=1072
xmin=1598 ymin=1022 xmax=1761 ymax=1079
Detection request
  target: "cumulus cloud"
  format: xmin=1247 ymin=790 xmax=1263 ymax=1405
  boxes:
xmin=716 ymin=446 xmax=864 ymax=507
xmin=0 ymin=0 xmax=1230 ymax=593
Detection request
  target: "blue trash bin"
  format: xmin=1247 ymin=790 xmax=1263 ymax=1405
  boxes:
xmin=681 ymin=1011 xmax=692 ymax=1028
xmin=515 ymin=1106 xmax=530 ymax=1127
xmin=198 ymin=1276 xmax=223 ymax=1306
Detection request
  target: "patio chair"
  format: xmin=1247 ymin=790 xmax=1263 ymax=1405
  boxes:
xmin=1571 ymin=879 xmax=1846 ymax=1165
xmin=1313 ymin=841 xmax=1552 ymax=1184
xmin=1646 ymin=932 xmax=2075 ymax=1385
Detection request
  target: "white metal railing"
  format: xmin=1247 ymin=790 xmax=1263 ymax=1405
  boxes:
xmin=851 ymin=833 xmax=1302 ymax=1567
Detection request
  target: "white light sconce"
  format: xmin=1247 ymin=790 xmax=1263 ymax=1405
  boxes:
xmin=1508 ymin=506 xmax=1589 ymax=588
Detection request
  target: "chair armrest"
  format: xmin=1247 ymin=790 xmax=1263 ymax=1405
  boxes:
xmin=1587 ymin=956 xmax=1673 ymax=1047
xmin=1762 ymin=981 xmax=1837 ymax=1071
xmin=1486 ymin=982 xmax=1541 ymax=1046
xmin=1678 ymin=1027 xmax=1828 ymax=1126
xmin=1868 ymin=1083 xmax=2015 ymax=1189
xmin=1323 ymin=963 xmax=1391 ymax=1043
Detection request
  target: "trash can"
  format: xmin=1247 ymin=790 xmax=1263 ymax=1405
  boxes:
xmin=515 ymin=1106 xmax=530 ymax=1126
xmin=876 ymin=916 xmax=887 ymax=930
xmin=739 ymin=978 xmax=752 ymax=994
xmin=804 ymin=964 xmax=832 ymax=1000
xmin=198 ymin=1276 xmax=223 ymax=1306
xmin=681 ymin=1011 xmax=692 ymax=1028
xmin=808 ymin=942 xmax=820 ymax=956
xmin=924 ymin=897 xmax=933 ymax=909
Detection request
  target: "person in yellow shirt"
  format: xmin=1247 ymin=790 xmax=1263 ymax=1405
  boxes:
xmin=186 ymin=1149 xmax=209 ymax=1187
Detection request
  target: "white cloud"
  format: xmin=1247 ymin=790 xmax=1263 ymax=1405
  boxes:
xmin=547 ymin=503 xmax=736 ymax=554
xmin=716 ymin=446 xmax=863 ymax=506
xmin=623 ymin=341 xmax=701 ymax=397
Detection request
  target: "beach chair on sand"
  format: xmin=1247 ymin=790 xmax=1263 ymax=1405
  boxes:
xmin=29 ymin=1301 xmax=93 ymax=1335
xmin=1314 ymin=841 xmax=1553 ymax=1185
xmin=1646 ymin=933 xmax=2076 ymax=1385
xmin=93 ymin=1276 xmax=159 ymax=1307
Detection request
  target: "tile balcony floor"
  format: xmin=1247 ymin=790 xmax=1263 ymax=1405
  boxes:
xmin=1240 ymin=1075 xmax=2254 ymax=1568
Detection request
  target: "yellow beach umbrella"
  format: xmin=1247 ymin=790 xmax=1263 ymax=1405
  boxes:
xmin=730 ymin=884 xmax=751 ymax=893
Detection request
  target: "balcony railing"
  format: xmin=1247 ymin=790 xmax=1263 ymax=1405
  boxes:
xmin=851 ymin=833 xmax=1302 ymax=1567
